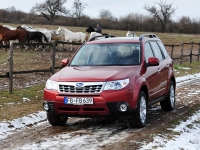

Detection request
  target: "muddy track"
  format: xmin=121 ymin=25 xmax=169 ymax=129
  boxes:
xmin=0 ymin=78 xmax=200 ymax=150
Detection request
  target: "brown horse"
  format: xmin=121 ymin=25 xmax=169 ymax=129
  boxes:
xmin=0 ymin=25 xmax=29 ymax=51
xmin=0 ymin=34 xmax=3 ymax=47
xmin=0 ymin=34 xmax=2 ymax=41
xmin=51 ymin=33 xmax=62 ymax=41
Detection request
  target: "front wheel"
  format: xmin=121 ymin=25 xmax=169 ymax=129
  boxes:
xmin=47 ymin=114 xmax=68 ymax=126
xmin=160 ymin=81 xmax=175 ymax=111
xmin=128 ymin=91 xmax=147 ymax=128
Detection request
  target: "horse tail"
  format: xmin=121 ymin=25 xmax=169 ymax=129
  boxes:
xmin=42 ymin=33 xmax=48 ymax=43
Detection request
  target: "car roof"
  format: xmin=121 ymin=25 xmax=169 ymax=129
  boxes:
xmin=86 ymin=37 xmax=140 ymax=44
xmin=86 ymin=33 xmax=161 ymax=44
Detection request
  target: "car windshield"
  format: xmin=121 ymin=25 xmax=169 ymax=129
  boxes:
xmin=70 ymin=43 xmax=141 ymax=66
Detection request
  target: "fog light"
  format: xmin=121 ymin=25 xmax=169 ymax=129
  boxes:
xmin=43 ymin=102 xmax=49 ymax=111
xmin=119 ymin=103 xmax=127 ymax=112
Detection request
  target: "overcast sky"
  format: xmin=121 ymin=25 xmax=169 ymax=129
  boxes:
xmin=0 ymin=0 xmax=200 ymax=21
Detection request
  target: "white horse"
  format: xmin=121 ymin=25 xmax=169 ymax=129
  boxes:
xmin=21 ymin=25 xmax=51 ymax=43
xmin=56 ymin=27 xmax=88 ymax=43
xmin=89 ymin=32 xmax=102 ymax=39
xmin=126 ymin=31 xmax=137 ymax=37
xmin=3 ymin=25 xmax=16 ymax=30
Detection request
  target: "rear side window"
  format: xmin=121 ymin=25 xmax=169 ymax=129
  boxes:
xmin=150 ymin=41 xmax=163 ymax=61
xmin=144 ymin=42 xmax=154 ymax=63
xmin=157 ymin=41 xmax=169 ymax=58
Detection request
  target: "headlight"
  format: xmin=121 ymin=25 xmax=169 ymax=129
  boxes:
xmin=45 ymin=79 xmax=58 ymax=90
xmin=103 ymin=78 xmax=129 ymax=90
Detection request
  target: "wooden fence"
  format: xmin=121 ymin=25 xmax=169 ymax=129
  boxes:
xmin=165 ymin=42 xmax=200 ymax=64
xmin=0 ymin=41 xmax=200 ymax=93
xmin=0 ymin=41 xmax=82 ymax=93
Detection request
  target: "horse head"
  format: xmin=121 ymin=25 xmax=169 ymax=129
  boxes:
xmin=86 ymin=26 xmax=95 ymax=34
xmin=56 ymin=27 xmax=65 ymax=41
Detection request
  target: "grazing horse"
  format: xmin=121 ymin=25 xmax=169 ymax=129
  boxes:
xmin=56 ymin=27 xmax=88 ymax=43
xmin=0 ymin=25 xmax=28 ymax=51
xmin=86 ymin=26 xmax=95 ymax=34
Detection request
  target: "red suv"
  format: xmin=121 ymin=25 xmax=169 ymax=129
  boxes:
xmin=43 ymin=34 xmax=176 ymax=128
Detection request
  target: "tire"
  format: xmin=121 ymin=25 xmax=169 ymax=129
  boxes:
xmin=128 ymin=91 xmax=147 ymax=128
xmin=47 ymin=114 xmax=68 ymax=126
xmin=160 ymin=81 xmax=175 ymax=111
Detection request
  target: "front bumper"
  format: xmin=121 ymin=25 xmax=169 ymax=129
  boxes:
xmin=44 ymin=87 xmax=137 ymax=117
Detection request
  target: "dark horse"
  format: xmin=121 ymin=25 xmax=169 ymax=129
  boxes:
xmin=0 ymin=25 xmax=29 ymax=51
xmin=86 ymin=26 xmax=95 ymax=34
xmin=17 ymin=26 xmax=49 ymax=49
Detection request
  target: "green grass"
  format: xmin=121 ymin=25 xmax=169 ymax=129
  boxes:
xmin=0 ymin=51 xmax=9 ymax=64
xmin=0 ymin=84 xmax=44 ymax=121
xmin=174 ymin=61 xmax=200 ymax=77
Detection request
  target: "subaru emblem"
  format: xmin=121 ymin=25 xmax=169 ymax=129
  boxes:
xmin=76 ymin=82 xmax=84 ymax=88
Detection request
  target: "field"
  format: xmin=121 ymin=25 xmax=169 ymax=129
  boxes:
xmin=0 ymin=23 xmax=200 ymax=121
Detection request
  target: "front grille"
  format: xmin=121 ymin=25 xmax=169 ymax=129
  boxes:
xmin=59 ymin=84 xmax=103 ymax=93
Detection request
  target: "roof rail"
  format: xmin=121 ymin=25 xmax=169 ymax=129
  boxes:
xmin=88 ymin=34 xmax=116 ymax=42
xmin=139 ymin=33 xmax=158 ymax=41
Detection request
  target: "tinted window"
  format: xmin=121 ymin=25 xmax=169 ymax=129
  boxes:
xmin=150 ymin=42 xmax=163 ymax=61
xmin=144 ymin=42 xmax=154 ymax=62
xmin=157 ymin=41 xmax=168 ymax=58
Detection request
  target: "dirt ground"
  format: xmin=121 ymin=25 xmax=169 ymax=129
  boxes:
xmin=0 ymin=76 xmax=199 ymax=149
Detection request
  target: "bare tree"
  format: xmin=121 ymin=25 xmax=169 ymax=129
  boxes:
xmin=144 ymin=0 xmax=176 ymax=32
xmin=31 ymin=0 xmax=69 ymax=24
xmin=99 ymin=9 xmax=114 ymax=20
xmin=177 ymin=16 xmax=192 ymax=34
xmin=72 ymin=0 xmax=87 ymax=23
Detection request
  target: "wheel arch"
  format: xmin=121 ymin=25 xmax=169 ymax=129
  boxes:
xmin=140 ymin=85 xmax=149 ymax=104
xmin=171 ymin=76 xmax=176 ymax=89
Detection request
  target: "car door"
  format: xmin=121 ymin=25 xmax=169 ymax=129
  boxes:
xmin=144 ymin=42 xmax=160 ymax=101
xmin=150 ymin=41 xmax=168 ymax=98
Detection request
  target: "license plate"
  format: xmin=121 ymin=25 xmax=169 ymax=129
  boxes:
xmin=64 ymin=97 xmax=93 ymax=105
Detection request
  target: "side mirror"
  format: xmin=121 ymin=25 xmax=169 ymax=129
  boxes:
xmin=61 ymin=58 xmax=69 ymax=67
xmin=148 ymin=57 xmax=159 ymax=66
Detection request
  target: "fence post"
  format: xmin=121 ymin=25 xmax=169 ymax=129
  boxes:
xmin=198 ymin=43 xmax=200 ymax=61
xmin=51 ymin=41 xmax=56 ymax=75
xmin=189 ymin=42 xmax=193 ymax=63
xmin=9 ymin=42 xmax=13 ymax=94
xmin=180 ymin=42 xmax=184 ymax=65
xmin=171 ymin=44 xmax=174 ymax=59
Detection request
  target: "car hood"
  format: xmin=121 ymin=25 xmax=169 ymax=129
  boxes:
xmin=50 ymin=66 xmax=140 ymax=82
